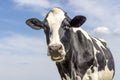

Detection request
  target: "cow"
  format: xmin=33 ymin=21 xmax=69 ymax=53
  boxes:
xmin=26 ymin=7 xmax=115 ymax=80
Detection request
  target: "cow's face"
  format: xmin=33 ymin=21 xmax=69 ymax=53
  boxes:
xmin=26 ymin=8 xmax=86 ymax=62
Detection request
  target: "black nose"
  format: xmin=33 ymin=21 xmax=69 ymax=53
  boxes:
xmin=48 ymin=44 xmax=63 ymax=52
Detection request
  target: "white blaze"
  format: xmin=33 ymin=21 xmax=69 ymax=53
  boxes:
xmin=46 ymin=8 xmax=65 ymax=45
xmin=46 ymin=8 xmax=66 ymax=57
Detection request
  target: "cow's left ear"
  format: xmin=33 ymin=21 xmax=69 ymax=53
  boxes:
xmin=70 ymin=15 xmax=86 ymax=27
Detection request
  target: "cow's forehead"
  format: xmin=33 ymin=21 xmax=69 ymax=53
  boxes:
xmin=46 ymin=8 xmax=66 ymax=29
xmin=50 ymin=8 xmax=65 ymax=14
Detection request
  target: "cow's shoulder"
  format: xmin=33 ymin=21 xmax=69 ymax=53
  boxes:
xmin=72 ymin=28 xmax=92 ymax=41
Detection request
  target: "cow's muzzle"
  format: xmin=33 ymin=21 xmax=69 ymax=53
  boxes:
xmin=48 ymin=44 xmax=65 ymax=62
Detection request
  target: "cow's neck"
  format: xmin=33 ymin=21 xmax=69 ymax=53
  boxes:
xmin=56 ymin=28 xmax=94 ymax=80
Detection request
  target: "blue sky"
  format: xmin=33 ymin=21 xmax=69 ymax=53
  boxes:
xmin=0 ymin=0 xmax=120 ymax=80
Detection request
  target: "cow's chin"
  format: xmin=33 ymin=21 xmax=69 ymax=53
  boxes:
xmin=48 ymin=52 xmax=66 ymax=62
xmin=51 ymin=55 xmax=65 ymax=62
xmin=47 ymin=50 xmax=66 ymax=62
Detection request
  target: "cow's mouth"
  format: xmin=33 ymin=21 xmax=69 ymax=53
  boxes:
xmin=49 ymin=52 xmax=65 ymax=62
xmin=51 ymin=55 xmax=65 ymax=62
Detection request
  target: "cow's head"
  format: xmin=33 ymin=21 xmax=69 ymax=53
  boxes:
xmin=26 ymin=7 xmax=86 ymax=62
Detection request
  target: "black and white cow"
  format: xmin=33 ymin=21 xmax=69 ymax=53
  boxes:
xmin=26 ymin=7 xmax=115 ymax=80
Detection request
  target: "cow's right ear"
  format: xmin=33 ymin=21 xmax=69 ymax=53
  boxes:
xmin=70 ymin=15 xmax=86 ymax=27
xmin=26 ymin=18 xmax=46 ymax=30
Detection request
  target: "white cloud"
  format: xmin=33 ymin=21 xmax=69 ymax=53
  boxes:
xmin=0 ymin=33 xmax=47 ymax=55
xmin=93 ymin=26 xmax=111 ymax=34
xmin=13 ymin=0 xmax=61 ymax=15
xmin=14 ymin=0 xmax=50 ymax=8
xmin=68 ymin=0 xmax=108 ymax=18
xmin=113 ymin=28 xmax=120 ymax=35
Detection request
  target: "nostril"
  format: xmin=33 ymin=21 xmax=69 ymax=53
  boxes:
xmin=49 ymin=46 xmax=57 ymax=52
xmin=48 ymin=46 xmax=54 ymax=51
xmin=58 ymin=45 xmax=63 ymax=50
xmin=48 ymin=45 xmax=63 ymax=52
